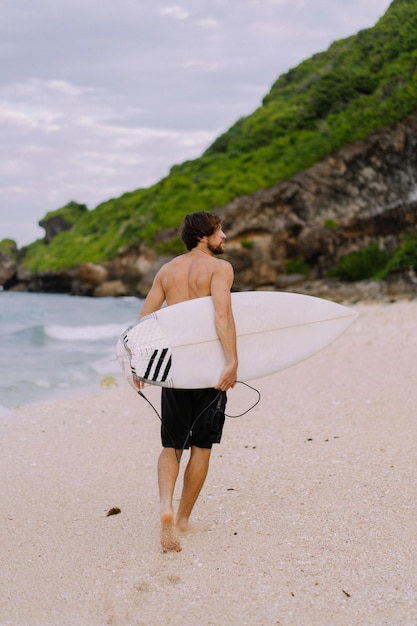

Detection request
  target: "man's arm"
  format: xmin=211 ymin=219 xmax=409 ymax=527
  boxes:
xmin=210 ymin=261 xmax=238 ymax=391
xmin=139 ymin=272 xmax=166 ymax=319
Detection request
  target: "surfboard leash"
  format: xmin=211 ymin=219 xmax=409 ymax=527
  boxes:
xmin=137 ymin=389 xmax=182 ymax=463
xmin=136 ymin=381 xmax=261 ymax=461
xmin=225 ymin=381 xmax=261 ymax=418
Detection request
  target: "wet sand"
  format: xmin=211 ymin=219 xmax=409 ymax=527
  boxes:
xmin=1 ymin=300 xmax=417 ymax=625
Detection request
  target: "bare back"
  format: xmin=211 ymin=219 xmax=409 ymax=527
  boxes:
xmin=158 ymin=251 xmax=231 ymax=305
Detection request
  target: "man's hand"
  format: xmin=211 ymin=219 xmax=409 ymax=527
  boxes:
xmin=134 ymin=378 xmax=146 ymax=391
xmin=215 ymin=361 xmax=238 ymax=391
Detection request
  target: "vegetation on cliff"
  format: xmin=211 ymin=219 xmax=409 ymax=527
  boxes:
xmin=21 ymin=0 xmax=417 ymax=272
xmin=0 ymin=239 xmax=18 ymax=262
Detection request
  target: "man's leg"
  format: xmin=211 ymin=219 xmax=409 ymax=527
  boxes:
xmin=158 ymin=447 xmax=182 ymax=552
xmin=176 ymin=446 xmax=211 ymax=534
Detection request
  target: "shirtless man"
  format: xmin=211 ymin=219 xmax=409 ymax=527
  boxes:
xmin=137 ymin=211 xmax=238 ymax=552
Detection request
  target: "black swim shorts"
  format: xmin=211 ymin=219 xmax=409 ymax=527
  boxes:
xmin=161 ymin=388 xmax=227 ymax=449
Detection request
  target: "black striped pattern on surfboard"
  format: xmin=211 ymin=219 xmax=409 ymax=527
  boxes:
xmin=143 ymin=347 xmax=172 ymax=383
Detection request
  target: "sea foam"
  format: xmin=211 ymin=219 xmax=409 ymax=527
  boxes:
xmin=45 ymin=323 xmax=126 ymax=342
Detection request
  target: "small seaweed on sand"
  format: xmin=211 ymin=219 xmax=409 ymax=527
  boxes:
xmin=106 ymin=507 xmax=121 ymax=517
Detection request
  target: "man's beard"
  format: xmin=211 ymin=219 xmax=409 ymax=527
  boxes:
xmin=207 ymin=241 xmax=225 ymax=255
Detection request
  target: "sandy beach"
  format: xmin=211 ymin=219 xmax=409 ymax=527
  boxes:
xmin=1 ymin=300 xmax=417 ymax=626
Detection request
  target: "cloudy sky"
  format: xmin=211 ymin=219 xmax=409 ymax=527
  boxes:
xmin=1 ymin=0 xmax=391 ymax=246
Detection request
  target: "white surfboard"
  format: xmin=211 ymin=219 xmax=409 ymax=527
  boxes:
xmin=116 ymin=291 xmax=357 ymax=390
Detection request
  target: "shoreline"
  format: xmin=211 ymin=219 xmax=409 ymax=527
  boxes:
xmin=2 ymin=300 xmax=417 ymax=625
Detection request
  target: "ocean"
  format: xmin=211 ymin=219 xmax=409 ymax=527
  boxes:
xmin=0 ymin=291 xmax=144 ymax=415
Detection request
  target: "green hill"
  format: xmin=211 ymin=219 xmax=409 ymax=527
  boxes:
xmin=22 ymin=0 xmax=417 ymax=272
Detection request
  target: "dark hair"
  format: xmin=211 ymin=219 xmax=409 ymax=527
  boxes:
xmin=180 ymin=211 xmax=222 ymax=251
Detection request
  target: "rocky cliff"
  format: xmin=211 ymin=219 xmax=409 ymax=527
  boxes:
xmin=3 ymin=112 xmax=417 ymax=302
xmin=217 ymin=110 xmax=417 ymax=298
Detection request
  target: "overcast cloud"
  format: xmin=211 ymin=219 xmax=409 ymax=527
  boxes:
xmin=1 ymin=0 xmax=391 ymax=246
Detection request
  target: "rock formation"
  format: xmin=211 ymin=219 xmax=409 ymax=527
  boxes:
xmin=39 ymin=202 xmax=88 ymax=244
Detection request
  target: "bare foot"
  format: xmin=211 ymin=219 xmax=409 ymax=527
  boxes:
xmin=176 ymin=519 xmax=208 ymax=535
xmin=160 ymin=513 xmax=182 ymax=552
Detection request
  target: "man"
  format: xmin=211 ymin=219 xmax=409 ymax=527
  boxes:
xmin=136 ymin=211 xmax=238 ymax=552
